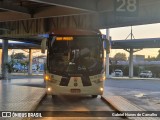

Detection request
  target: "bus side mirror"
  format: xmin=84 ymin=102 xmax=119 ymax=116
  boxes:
xmin=103 ymin=39 xmax=107 ymax=50
xmin=41 ymin=38 xmax=47 ymax=53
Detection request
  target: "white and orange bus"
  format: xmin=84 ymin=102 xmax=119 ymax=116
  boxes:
xmin=42 ymin=29 xmax=106 ymax=98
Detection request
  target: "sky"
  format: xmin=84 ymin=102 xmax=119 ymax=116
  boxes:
xmin=100 ymin=23 xmax=160 ymax=58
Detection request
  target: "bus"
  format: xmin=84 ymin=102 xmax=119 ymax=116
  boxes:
xmin=42 ymin=29 xmax=106 ymax=98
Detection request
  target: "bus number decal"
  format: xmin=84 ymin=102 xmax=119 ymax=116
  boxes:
xmin=116 ymin=0 xmax=125 ymax=12
xmin=116 ymin=0 xmax=137 ymax=12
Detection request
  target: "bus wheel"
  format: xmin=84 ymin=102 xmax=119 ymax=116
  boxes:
xmin=92 ymin=95 xmax=98 ymax=98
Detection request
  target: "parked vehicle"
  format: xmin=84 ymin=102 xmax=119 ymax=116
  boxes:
xmin=114 ymin=69 xmax=123 ymax=77
xmin=139 ymin=71 xmax=152 ymax=78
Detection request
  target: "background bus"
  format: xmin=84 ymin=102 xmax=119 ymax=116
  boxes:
xmin=43 ymin=29 xmax=106 ymax=98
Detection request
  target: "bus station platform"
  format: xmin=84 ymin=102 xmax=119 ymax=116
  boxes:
xmin=0 ymin=77 xmax=46 ymax=119
xmin=101 ymin=96 xmax=159 ymax=120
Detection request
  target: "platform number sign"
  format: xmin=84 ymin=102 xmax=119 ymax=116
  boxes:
xmin=114 ymin=0 xmax=138 ymax=16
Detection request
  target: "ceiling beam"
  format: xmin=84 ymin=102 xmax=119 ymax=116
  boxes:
xmin=28 ymin=0 xmax=97 ymax=12
xmin=0 ymin=1 xmax=30 ymax=14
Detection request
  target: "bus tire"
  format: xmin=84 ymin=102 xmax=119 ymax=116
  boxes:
xmin=92 ymin=95 xmax=98 ymax=98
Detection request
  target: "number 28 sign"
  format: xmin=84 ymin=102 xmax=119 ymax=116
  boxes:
xmin=114 ymin=0 xmax=139 ymax=16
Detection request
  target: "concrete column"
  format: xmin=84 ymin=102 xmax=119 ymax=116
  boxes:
xmin=28 ymin=49 xmax=33 ymax=75
xmin=106 ymin=29 xmax=110 ymax=78
xmin=129 ymin=48 xmax=133 ymax=78
xmin=2 ymin=39 xmax=8 ymax=79
xmin=0 ymin=49 xmax=2 ymax=74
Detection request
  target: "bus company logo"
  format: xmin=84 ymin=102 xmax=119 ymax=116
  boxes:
xmin=74 ymin=83 xmax=78 ymax=87
xmin=2 ymin=112 xmax=12 ymax=117
xmin=74 ymin=78 xmax=78 ymax=86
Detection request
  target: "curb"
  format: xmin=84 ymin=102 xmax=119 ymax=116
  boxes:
xmin=23 ymin=91 xmax=47 ymax=120
xmin=30 ymin=91 xmax=47 ymax=111
xmin=109 ymin=77 xmax=160 ymax=81
xmin=101 ymin=96 xmax=121 ymax=111
xmin=101 ymin=96 xmax=159 ymax=120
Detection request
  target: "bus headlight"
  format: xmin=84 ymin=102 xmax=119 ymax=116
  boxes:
xmin=100 ymin=87 xmax=103 ymax=92
xmin=47 ymin=87 xmax=51 ymax=91
xmin=45 ymin=75 xmax=50 ymax=81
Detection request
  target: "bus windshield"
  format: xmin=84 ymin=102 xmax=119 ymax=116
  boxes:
xmin=47 ymin=36 xmax=103 ymax=75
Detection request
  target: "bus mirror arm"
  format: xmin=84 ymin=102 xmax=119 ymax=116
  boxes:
xmin=103 ymin=39 xmax=110 ymax=53
xmin=41 ymin=38 xmax=47 ymax=53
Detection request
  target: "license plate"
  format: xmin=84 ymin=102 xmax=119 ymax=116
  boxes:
xmin=70 ymin=89 xmax=81 ymax=93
